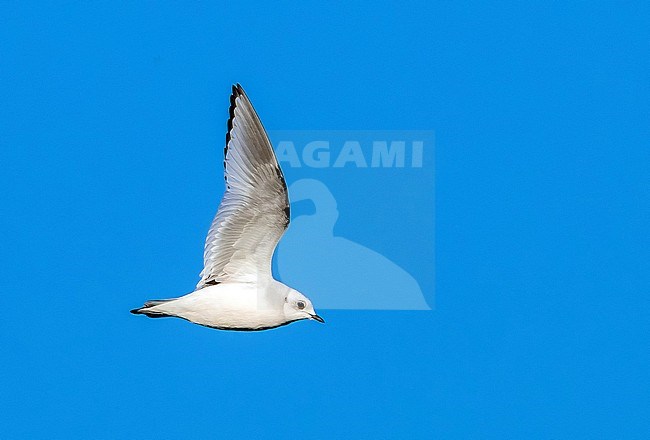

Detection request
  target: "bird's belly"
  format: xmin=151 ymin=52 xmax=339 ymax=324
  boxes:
xmin=169 ymin=285 xmax=285 ymax=330
xmin=196 ymin=309 xmax=286 ymax=331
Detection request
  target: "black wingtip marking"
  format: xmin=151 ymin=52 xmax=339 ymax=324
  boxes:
xmin=224 ymin=84 xmax=242 ymax=182
xmin=283 ymin=205 xmax=290 ymax=225
xmin=226 ymin=84 xmax=239 ymax=151
xmin=275 ymin=166 xmax=286 ymax=183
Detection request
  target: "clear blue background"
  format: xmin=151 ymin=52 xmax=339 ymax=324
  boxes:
xmin=1 ymin=2 xmax=648 ymax=438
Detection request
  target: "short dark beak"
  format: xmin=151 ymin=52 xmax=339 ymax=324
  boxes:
xmin=311 ymin=314 xmax=325 ymax=323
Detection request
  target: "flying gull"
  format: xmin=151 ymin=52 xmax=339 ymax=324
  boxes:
xmin=131 ymin=84 xmax=324 ymax=331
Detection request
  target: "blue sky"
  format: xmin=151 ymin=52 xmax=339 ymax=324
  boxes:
xmin=1 ymin=2 xmax=648 ymax=438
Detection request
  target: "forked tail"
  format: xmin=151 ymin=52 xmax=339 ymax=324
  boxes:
xmin=130 ymin=299 xmax=175 ymax=318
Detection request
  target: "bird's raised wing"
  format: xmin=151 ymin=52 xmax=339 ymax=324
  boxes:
xmin=196 ymin=84 xmax=289 ymax=289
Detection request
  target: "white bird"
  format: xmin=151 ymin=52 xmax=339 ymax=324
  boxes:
xmin=131 ymin=84 xmax=324 ymax=331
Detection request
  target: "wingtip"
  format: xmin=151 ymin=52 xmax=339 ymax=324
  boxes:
xmin=225 ymin=83 xmax=250 ymax=155
xmin=232 ymin=83 xmax=245 ymax=98
xmin=226 ymin=84 xmax=240 ymax=157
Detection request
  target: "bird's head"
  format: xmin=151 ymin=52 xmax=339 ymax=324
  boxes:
xmin=284 ymin=289 xmax=324 ymax=324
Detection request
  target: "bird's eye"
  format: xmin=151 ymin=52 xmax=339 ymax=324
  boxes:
xmin=296 ymin=301 xmax=306 ymax=310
